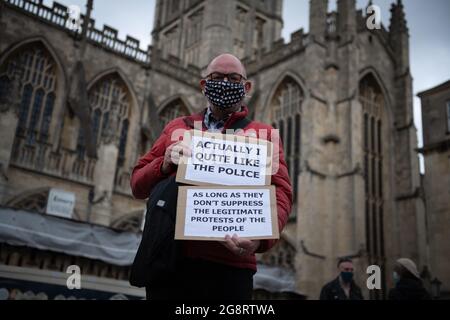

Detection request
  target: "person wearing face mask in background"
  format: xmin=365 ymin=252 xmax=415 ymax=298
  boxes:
xmin=319 ymin=258 xmax=364 ymax=300
xmin=130 ymin=53 xmax=293 ymax=300
xmin=388 ymin=258 xmax=431 ymax=300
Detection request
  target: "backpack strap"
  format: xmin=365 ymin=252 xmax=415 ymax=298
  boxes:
xmin=227 ymin=117 xmax=251 ymax=131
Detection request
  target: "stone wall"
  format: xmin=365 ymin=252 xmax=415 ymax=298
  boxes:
xmin=0 ymin=1 xmax=202 ymax=228
xmin=419 ymin=82 xmax=450 ymax=295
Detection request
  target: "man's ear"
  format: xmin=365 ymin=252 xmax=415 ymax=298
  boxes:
xmin=244 ymin=81 xmax=252 ymax=94
xmin=200 ymin=79 xmax=207 ymax=91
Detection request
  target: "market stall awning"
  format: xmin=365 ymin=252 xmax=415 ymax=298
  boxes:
xmin=0 ymin=207 xmax=140 ymax=266
xmin=254 ymin=263 xmax=303 ymax=296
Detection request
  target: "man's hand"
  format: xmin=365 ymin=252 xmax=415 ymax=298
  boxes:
xmin=222 ymin=234 xmax=261 ymax=257
xmin=161 ymin=141 xmax=191 ymax=175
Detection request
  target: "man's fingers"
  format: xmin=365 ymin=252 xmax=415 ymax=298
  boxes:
xmin=231 ymin=234 xmax=241 ymax=247
xmin=167 ymin=142 xmax=192 ymax=165
xmin=237 ymin=239 xmax=254 ymax=251
xmin=225 ymin=235 xmax=241 ymax=255
xmin=222 ymin=235 xmax=258 ymax=256
xmin=225 ymin=235 xmax=239 ymax=250
xmin=181 ymin=145 xmax=192 ymax=157
xmin=232 ymin=234 xmax=252 ymax=250
xmin=170 ymin=150 xmax=181 ymax=165
xmin=231 ymin=234 xmax=250 ymax=256
xmin=231 ymin=235 xmax=258 ymax=255
xmin=172 ymin=143 xmax=192 ymax=158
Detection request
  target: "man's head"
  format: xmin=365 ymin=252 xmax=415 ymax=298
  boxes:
xmin=200 ymin=54 xmax=252 ymax=113
xmin=338 ymin=258 xmax=354 ymax=273
xmin=338 ymin=258 xmax=354 ymax=284
xmin=393 ymin=258 xmax=420 ymax=281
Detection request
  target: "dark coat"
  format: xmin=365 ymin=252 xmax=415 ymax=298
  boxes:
xmin=388 ymin=278 xmax=431 ymax=300
xmin=320 ymin=277 xmax=364 ymax=300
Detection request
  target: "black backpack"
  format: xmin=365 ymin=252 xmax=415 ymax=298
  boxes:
xmin=129 ymin=117 xmax=251 ymax=288
xmin=129 ymin=176 xmax=182 ymax=287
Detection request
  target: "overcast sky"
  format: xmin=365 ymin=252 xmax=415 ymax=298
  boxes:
xmin=43 ymin=0 xmax=450 ymax=172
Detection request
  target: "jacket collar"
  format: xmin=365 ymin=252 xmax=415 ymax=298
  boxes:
xmin=183 ymin=105 xmax=249 ymax=130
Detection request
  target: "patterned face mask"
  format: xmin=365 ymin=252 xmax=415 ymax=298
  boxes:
xmin=204 ymin=80 xmax=246 ymax=109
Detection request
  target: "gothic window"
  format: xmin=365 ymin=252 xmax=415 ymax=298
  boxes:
xmin=234 ymin=7 xmax=248 ymax=60
xmin=27 ymin=88 xmax=45 ymax=144
xmin=5 ymin=189 xmax=49 ymax=214
xmin=118 ymin=119 xmax=129 ymax=166
xmin=17 ymin=84 xmax=33 ymax=135
xmin=0 ymin=43 xmax=57 ymax=143
xmin=163 ymin=26 xmax=179 ymax=59
xmin=0 ymin=75 xmax=10 ymax=102
xmin=111 ymin=211 xmax=144 ymax=233
xmin=40 ymin=93 xmax=55 ymax=140
xmin=271 ymin=78 xmax=303 ymax=211
xmin=91 ymin=108 xmax=102 ymax=146
xmin=159 ymin=98 xmax=190 ymax=127
xmin=76 ymin=74 xmax=131 ymax=167
xmin=253 ymin=17 xmax=266 ymax=58
xmin=359 ymin=74 xmax=385 ymax=299
xmin=258 ymin=237 xmax=296 ymax=272
xmin=169 ymin=0 xmax=180 ymax=15
xmin=185 ymin=9 xmax=203 ymax=66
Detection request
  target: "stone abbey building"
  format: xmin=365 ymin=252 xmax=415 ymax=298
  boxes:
xmin=0 ymin=0 xmax=438 ymax=299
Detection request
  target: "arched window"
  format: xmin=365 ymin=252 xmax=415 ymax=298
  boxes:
xmin=0 ymin=43 xmax=57 ymax=143
xmin=359 ymin=74 xmax=385 ymax=299
xmin=0 ymin=75 xmax=10 ymax=102
xmin=185 ymin=9 xmax=203 ymax=66
xmin=258 ymin=237 xmax=296 ymax=272
xmin=5 ymin=188 xmax=49 ymax=214
xmin=111 ymin=211 xmax=144 ymax=233
xmin=77 ymin=74 xmax=131 ymax=167
xmin=4 ymin=187 xmax=80 ymax=220
xmin=159 ymin=98 xmax=190 ymax=127
xmin=270 ymin=78 xmax=303 ymax=210
xmin=118 ymin=119 xmax=129 ymax=166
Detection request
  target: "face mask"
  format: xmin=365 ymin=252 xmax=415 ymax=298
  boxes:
xmin=204 ymin=80 xmax=246 ymax=109
xmin=393 ymin=272 xmax=400 ymax=285
xmin=341 ymin=272 xmax=354 ymax=284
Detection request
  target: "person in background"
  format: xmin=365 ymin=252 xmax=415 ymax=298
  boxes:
xmin=388 ymin=258 xmax=431 ymax=300
xmin=320 ymin=258 xmax=364 ymax=300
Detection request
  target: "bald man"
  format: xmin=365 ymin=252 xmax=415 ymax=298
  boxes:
xmin=131 ymin=53 xmax=293 ymax=300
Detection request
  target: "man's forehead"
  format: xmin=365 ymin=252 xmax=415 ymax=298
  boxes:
xmin=207 ymin=56 xmax=245 ymax=75
xmin=340 ymin=262 xmax=354 ymax=268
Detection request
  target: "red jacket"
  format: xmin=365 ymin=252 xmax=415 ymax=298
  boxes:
xmin=130 ymin=106 xmax=293 ymax=271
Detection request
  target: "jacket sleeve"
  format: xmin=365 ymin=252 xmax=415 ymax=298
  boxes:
xmin=319 ymin=286 xmax=327 ymax=300
xmin=319 ymin=283 xmax=332 ymax=300
xmin=256 ymin=130 xmax=293 ymax=253
xmin=130 ymin=127 xmax=174 ymax=200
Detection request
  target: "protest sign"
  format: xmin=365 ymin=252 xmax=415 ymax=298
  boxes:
xmin=175 ymin=186 xmax=279 ymax=241
xmin=176 ymin=130 xmax=272 ymax=186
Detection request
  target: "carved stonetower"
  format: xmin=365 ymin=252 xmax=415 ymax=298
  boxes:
xmin=309 ymin=0 xmax=328 ymax=44
xmin=388 ymin=0 xmax=427 ymax=272
xmin=151 ymin=0 xmax=283 ymax=69
xmin=296 ymin=0 xmax=426 ymax=299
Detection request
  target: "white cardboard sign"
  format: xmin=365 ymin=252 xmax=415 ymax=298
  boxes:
xmin=175 ymin=186 xmax=279 ymax=241
xmin=176 ymin=130 xmax=272 ymax=186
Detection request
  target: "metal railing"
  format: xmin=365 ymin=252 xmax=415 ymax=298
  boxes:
xmin=11 ymin=136 xmax=97 ymax=185
xmin=4 ymin=0 xmax=150 ymax=64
